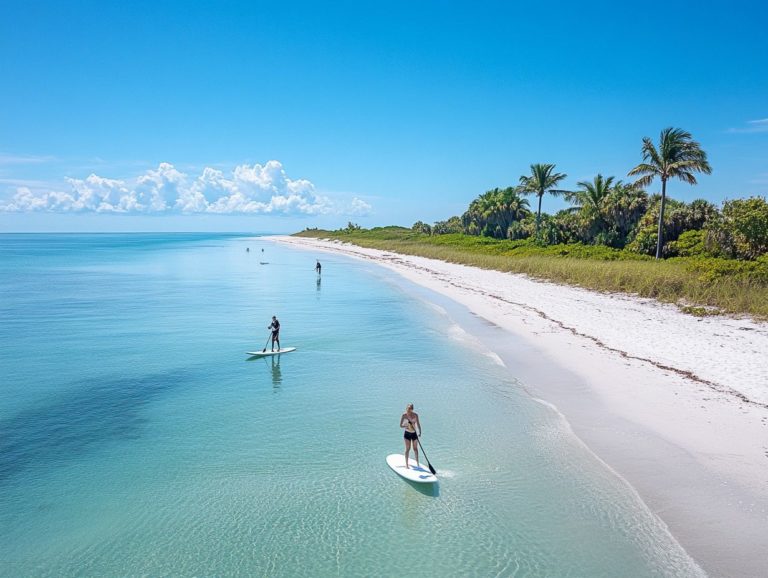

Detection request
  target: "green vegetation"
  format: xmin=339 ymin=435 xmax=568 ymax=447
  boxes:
xmin=628 ymin=127 xmax=712 ymax=259
xmin=295 ymin=226 xmax=768 ymax=318
xmin=296 ymin=127 xmax=767 ymax=318
xmin=518 ymin=163 xmax=568 ymax=236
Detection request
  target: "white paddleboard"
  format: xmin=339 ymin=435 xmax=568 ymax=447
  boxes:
xmin=246 ymin=347 xmax=297 ymax=357
xmin=386 ymin=454 xmax=437 ymax=484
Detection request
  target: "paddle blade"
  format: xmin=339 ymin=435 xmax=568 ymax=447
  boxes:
xmin=428 ymin=463 xmax=436 ymax=475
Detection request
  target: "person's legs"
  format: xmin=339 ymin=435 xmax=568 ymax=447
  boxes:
xmin=271 ymin=334 xmax=277 ymax=351
xmin=413 ymin=437 xmax=419 ymax=466
xmin=403 ymin=438 xmax=412 ymax=469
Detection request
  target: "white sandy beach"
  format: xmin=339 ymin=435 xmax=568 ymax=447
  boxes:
xmin=273 ymin=235 xmax=768 ymax=578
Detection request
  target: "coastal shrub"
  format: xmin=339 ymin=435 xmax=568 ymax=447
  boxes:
xmin=598 ymin=185 xmax=649 ymax=248
xmin=666 ymin=230 xmax=708 ymax=257
xmin=344 ymin=222 xmax=362 ymax=233
xmin=680 ymin=255 xmax=768 ymax=283
xmin=411 ymin=221 xmax=432 ymax=235
xmin=627 ymin=197 xmax=719 ymax=257
xmin=294 ymin=228 xmax=768 ymax=317
xmin=705 ymin=197 xmax=768 ymax=259
xmin=507 ymin=217 xmax=535 ymax=240
xmin=432 ymin=216 xmax=463 ymax=235
xmin=462 ymin=187 xmax=531 ymax=239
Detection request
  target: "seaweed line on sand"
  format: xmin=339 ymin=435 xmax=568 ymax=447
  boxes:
xmin=332 ymin=243 xmax=768 ymax=411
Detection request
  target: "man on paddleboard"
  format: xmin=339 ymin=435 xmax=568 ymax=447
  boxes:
xmin=268 ymin=316 xmax=281 ymax=351
xmin=400 ymin=403 xmax=422 ymax=469
xmin=315 ymin=260 xmax=321 ymax=275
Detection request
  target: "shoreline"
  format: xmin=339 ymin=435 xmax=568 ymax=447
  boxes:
xmin=271 ymin=235 xmax=768 ymax=578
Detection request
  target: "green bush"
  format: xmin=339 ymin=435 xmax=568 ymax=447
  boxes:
xmin=627 ymin=197 xmax=720 ymax=256
xmin=706 ymin=197 xmax=768 ymax=259
xmin=294 ymin=228 xmax=768 ymax=317
xmin=411 ymin=221 xmax=432 ymax=235
xmin=432 ymin=216 xmax=463 ymax=235
xmin=666 ymin=230 xmax=708 ymax=257
xmin=680 ymin=255 xmax=768 ymax=283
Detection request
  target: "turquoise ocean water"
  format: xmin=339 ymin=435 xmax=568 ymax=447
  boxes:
xmin=0 ymin=234 xmax=704 ymax=577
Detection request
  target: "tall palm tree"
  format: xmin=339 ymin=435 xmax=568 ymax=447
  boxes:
xmin=628 ymin=128 xmax=712 ymax=259
xmin=518 ymin=163 xmax=568 ymax=236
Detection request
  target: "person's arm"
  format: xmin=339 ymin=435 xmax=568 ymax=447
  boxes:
xmin=399 ymin=414 xmax=407 ymax=429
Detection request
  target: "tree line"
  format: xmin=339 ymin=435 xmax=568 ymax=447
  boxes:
xmin=413 ymin=128 xmax=767 ymax=260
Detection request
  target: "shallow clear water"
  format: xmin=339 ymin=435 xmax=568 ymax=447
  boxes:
xmin=0 ymin=234 xmax=704 ymax=577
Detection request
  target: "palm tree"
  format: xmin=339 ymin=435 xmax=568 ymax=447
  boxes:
xmin=518 ymin=163 xmax=569 ymax=236
xmin=602 ymin=183 xmax=648 ymax=245
xmin=490 ymin=187 xmax=530 ymax=233
xmin=464 ymin=187 xmax=530 ymax=238
xmin=567 ymin=174 xmax=615 ymax=216
xmin=564 ymin=174 xmax=615 ymax=242
xmin=628 ymin=128 xmax=712 ymax=259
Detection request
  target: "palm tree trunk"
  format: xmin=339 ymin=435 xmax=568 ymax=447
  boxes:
xmin=655 ymin=178 xmax=667 ymax=259
xmin=536 ymin=194 xmax=543 ymax=235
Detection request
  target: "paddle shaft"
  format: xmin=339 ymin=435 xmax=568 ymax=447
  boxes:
xmin=261 ymin=332 xmax=272 ymax=353
xmin=415 ymin=435 xmax=436 ymax=475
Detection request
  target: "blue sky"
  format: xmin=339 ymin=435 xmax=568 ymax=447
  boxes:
xmin=1 ymin=0 xmax=766 ymax=232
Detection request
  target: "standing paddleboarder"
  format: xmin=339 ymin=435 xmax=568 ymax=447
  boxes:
xmin=267 ymin=315 xmax=281 ymax=352
xmin=315 ymin=260 xmax=322 ymax=275
xmin=400 ymin=403 xmax=422 ymax=469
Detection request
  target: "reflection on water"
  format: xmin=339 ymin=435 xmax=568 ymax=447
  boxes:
xmin=270 ymin=356 xmax=282 ymax=388
xmin=316 ymin=275 xmax=321 ymax=292
xmin=245 ymin=353 xmax=283 ymax=389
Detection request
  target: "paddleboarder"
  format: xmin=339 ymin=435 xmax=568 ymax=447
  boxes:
xmin=315 ymin=260 xmax=322 ymax=275
xmin=400 ymin=403 xmax=422 ymax=469
xmin=267 ymin=315 xmax=281 ymax=352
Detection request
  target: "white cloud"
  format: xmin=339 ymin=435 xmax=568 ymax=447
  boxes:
xmin=3 ymin=187 xmax=76 ymax=212
xmin=727 ymin=118 xmax=768 ymax=134
xmin=136 ymin=162 xmax=188 ymax=212
xmin=0 ymin=160 xmax=359 ymax=216
xmin=65 ymin=174 xmax=133 ymax=212
xmin=348 ymin=197 xmax=373 ymax=216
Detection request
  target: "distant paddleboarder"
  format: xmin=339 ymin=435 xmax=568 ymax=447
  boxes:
xmin=400 ymin=403 xmax=422 ymax=469
xmin=315 ymin=260 xmax=322 ymax=275
xmin=267 ymin=315 xmax=281 ymax=351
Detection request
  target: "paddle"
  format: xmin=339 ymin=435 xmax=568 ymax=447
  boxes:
xmin=415 ymin=435 xmax=437 ymax=475
xmin=261 ymin=331 xmax=273 ymax=353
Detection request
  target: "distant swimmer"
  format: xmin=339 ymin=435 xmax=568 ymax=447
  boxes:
xmin=267 ymin=315 xmax=281 ymax=352
xmin=400 ymin=403 xmax=422 ymax=469
xmin=246 ymin=247 xmax=250 ymax=252
xmin=315 ymin=260 xmax=322 ymax=275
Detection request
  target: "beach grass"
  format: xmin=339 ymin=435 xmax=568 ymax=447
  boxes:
xmin=294 ymin=227 xmax=768 ymax=318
